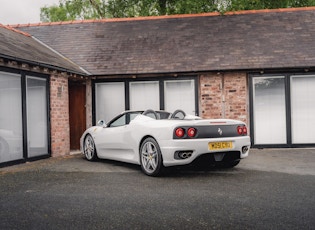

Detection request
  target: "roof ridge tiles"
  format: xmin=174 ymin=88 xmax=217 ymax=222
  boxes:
xmin=0 ymin=23 xmax=31 ymax=36
xmin=10 ymin=6 xmax=315 ymax=28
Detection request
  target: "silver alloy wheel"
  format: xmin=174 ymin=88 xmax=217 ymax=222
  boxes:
xmin=140 ymin=138 xmax=163 ymax=176
xmin=84 ymin=134 xmax=97 ymax=161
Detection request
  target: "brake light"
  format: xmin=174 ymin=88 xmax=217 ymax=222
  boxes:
xmin=243 ymin=126 xmax=248 ymax=135
xmin=237 ymin=126 xmax=248 ymax=135
xmin=187 ymin=127 xmax=197 ymax=138
xmin=175 ymin=128 xmax=185 ymax=138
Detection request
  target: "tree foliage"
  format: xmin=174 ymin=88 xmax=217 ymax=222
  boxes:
xmin=227 ymin=0 xmax=315 ymax=11
xmin=40 ymin=0 xmax=315 ymax=22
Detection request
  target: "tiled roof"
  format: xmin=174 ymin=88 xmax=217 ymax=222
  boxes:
xmin=14 ymin=7 xmax=315 ymax=75
xmin=0 ymin=24 xmax=86 ymax=74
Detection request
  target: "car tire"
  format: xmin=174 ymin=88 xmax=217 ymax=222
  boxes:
xmin=140 ymin=137 xmax=164 ymax=176
xmin=215 ymin=160 xmax=240 ymax=168
xmin=83 ymin=134 xmax=98 ymax=161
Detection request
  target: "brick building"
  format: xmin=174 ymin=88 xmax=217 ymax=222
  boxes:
xmin=1 ymin=7 xmax=315 ymax=165
xmin=0 ymin=24 xmax=86 ymax=165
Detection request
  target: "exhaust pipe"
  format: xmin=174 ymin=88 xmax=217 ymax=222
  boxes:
xmin=242 ymin=146 xmax=249 ymax=154
xmin=175 ymin=151 xmax=193 ymax=159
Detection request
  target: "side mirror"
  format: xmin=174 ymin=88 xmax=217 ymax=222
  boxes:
xmin=97 ymin=120 xmax=106 ymax=127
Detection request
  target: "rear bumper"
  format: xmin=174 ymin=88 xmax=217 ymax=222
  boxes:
xmin=159 ymin=136 xmax=250 ymax=167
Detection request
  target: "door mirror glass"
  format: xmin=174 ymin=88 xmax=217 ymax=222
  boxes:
xmin=97 ymin=120 xmax=106 ymax=127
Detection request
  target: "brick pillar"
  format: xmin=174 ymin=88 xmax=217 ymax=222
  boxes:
xmin=200 ymin=73 xmax=224 ymax=118
xmin=50 ymin=73 xmax=70 ymax=157
xmin=223 ymin=72 xmax=248 ymax=124
xmin=199 ymin=72 xmax=249 ymax=125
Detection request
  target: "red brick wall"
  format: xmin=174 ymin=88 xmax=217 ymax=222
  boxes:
xmin=50 ymin=73 xmax=70 ymax=157
xmin=199 ymin=72 xmax=249 ymax=125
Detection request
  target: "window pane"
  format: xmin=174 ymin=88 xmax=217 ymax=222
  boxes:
xmin=0 ymin=72 xmax=23 ymax=163
xmin=95 ymin=82 xmax=125 ymax=122
xmin=253 ymin=77 xmax=286 ymax=144
xmin=291 ymin=75 xmax=315 ymax=144
xmin=130 ymin=81 xmax=159 ymax=110
xmin=164 ymin=80 xmax=196 ymax=115
xmin=109 ymin=114 xmax=126 ymax=127
xmin=26 ymin=76 xmax=48 ymax=157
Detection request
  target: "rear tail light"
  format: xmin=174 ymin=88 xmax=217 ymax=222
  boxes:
xmin=237 ymin=126 xmax=248 ymax=135
xmin=242 ymin=126 xmax=248 ymax=135
xmin=174 ymin=127 xmax=197 ymax=138
xmin=237 ymin=126 xmax=243 ymax=135
xmin=175 ymin=128 xmax=185 ymax=138
xmin=187 ymin=127 xmax=197 ymax=137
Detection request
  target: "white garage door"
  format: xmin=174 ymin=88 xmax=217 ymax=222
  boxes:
xmin=291 ymin=75 xmax=315 ymax=144
xmin=252 ymin=76 xmax=287 ymax=145
xmin=94 ymin=78 xmax=197 ymax=124
xmin=251 ymin=74 xmax=315 ymax=146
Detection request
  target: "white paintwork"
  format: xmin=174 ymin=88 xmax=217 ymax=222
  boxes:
xmin=80 ymin=112 xmax=251 ymax=167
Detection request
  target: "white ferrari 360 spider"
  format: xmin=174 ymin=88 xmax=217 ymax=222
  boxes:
xmin=80 ymin=109 xmax=250 ymax=176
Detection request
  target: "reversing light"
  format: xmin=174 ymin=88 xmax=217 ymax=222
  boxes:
xmin=187 ymin=127 xmax=197 ymax=138
xmin=175 ymin=128 xmax=185 ymax=138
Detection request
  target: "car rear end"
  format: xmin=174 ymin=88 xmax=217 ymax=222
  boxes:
xmin=159 ymin=119 xmax=251 ymax=167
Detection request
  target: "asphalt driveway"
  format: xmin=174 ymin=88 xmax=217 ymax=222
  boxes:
xmin=0 ymin=148 xmax=314 ymax=230
xmin=2 ymin=148 xmax=314 ymax=176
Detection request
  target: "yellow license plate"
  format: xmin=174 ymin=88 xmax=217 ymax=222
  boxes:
xmin=209 ymin=142 xmax=233 ymax=150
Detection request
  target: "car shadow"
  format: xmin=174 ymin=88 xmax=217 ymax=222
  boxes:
xmin=96 ymin=158 xmax=141 ymax=171
xmin=163 ymin=164 xmax=242 ymax=177
xmin=82 ymin=156 xmax=242 ymax=177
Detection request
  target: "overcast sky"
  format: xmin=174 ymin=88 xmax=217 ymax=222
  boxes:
xmin=0 ymin=0 xmax=60 ymax=25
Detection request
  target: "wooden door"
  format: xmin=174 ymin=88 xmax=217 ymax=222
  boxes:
xmin=69 ymin=82 xmax=86 ymax=150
